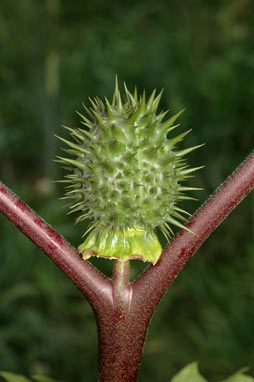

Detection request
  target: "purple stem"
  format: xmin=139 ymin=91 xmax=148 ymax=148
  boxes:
xmin=0 ymin=152 xmax=253 ymax=381
xmin=132 ymin=152 xmax=254 ymax=315
xmin=0 ymin=182 xmax=112 ymax=316
xmin=96 ymin=261 xmax=140 ymax=381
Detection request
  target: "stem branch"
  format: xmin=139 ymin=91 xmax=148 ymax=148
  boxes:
xmin=0 ymin=182 xmax=112 ymax=313
xmin=132 ymin=151 xmax=254 ymax=313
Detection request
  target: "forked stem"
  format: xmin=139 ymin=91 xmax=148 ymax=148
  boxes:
xmin=0 ymin=152 xmax=253 ymax=381
xmin=97 ymin=260 xmax=146 ymax=382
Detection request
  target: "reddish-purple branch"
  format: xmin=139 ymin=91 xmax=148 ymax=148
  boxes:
xmin=0 ymin=183 xmax=112 ymax=315
xmin=132 ymin=152 xmax=254 ymax=314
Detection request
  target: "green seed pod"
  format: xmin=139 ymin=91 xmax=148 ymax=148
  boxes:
xmin=57 ymin=78 xmax=203 ymax=264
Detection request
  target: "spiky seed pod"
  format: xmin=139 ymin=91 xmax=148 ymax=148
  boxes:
xmin=57 ymin=78 xmax=203 ymax=264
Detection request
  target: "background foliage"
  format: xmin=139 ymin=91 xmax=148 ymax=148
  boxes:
xmin=0 ymin=0 xmax=253 ymax=381
xmin=0 ymin=362 xmax=253 ymax=382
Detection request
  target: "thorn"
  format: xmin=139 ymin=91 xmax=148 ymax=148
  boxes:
xmin=168 ymin=129 xmax=192 ymax=146
xmin=62 ymin=125 xmax=85 ymax=141
xmin=179 ymin=165 xmax=205 ymax=175
xmin=128 ymin=106 xmax=140 ymax=125
xmin=82 ymin=102 xmax=94 ymax=119
xmin=159 ymin=109 xmax=184 ymax=134
xmin=89 ymin=97 xmax=98 ymax=111
xmin=56 ymin=156 xmax=86 ymax=171
xmin=147 ymin=89 xmax=156 ymax=110
xmin=178 ymin=187 xmax=203 ymax=191
xmin=176 ymin=143 xmax=205 ymax=157
xmin=139 ymin=90 xmax=146 ymax=115
xmin=152 ymin=89 xmax=164 ymax=112
xmin=167 ymin=216 xmax=195 ymax=235
xmin=82 ymin=222 xmax=97 ymax=237
xmin=174 ymin=206 xmax=192 ymax=217
xmin=159 ymin=223 xmax=171 ymax=241
xmin=76 ymin=110 xmax=92 ymax=126
xmin=113 ymin=75 xmax=122 ymax=109
xmin=105 ymin=97 xmax=114 ymax=120
xmin=124 ymin=82 xmax=136 ymax=106
xmin=134 ymin=86 xmax=138 ymax=102
xmin=76 ymin=128 xmax=95 ymax=141
xmin=179 ymin=195 xmax=198 ymax=201
xmin=92 ymin=110 xmax=104 ymax=125
xmin=156 ymin=110 xmax=169 ymax=123
xmin=55 ymin=135 xmax=89 ymax=154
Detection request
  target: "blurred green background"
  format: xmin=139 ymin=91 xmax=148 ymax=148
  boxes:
xmin=0 ymin=0 xmax=253 ymax=381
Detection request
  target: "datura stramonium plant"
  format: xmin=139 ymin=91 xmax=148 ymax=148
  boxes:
xmin=57 ymin=79 xmax=203 ymax=264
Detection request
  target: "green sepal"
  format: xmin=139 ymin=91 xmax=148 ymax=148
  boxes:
xmin=78 ymin=225 xmax=162 ymax=264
